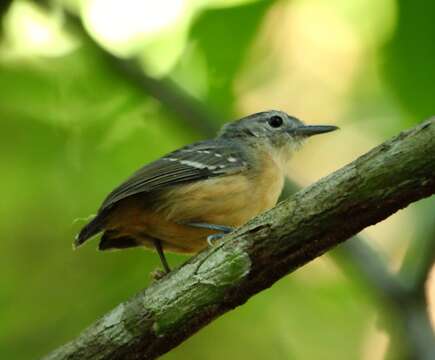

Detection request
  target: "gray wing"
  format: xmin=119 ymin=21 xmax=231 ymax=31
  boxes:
xmin=99 ymin=139 xmax=249 ymax=212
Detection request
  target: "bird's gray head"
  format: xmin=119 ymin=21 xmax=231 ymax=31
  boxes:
xmin=218 ymin=110 xmax=338 ymax=149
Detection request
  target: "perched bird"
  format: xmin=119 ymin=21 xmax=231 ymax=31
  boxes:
xmin=75 ymin=110 xmax=338 ymax=273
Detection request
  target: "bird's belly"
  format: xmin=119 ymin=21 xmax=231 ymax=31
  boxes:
xmin=106 ymin=202 xmax=213 ymax=253
xmin=159 ymin=172 xmax=283 ymax=225
xmin=154 ymin=170 xmax=284 ymax=250
xmin=106 ymin=170 xmax=284 ymax=254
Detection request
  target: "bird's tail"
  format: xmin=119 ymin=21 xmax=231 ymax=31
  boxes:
xmin=74 ymin=213 xmax=106 ymax=249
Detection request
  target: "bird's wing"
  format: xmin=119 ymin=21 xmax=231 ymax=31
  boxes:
xmin=99 ymin=140 xmax=249 ymax=212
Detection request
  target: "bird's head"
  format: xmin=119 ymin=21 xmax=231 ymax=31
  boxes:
xmin=219 ymin=110 xmax=338 ymax=150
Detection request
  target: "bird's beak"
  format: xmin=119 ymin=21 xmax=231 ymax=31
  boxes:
xmin=291 ymin=125 xmax=339 ymax=137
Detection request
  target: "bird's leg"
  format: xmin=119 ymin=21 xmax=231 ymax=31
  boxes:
xmin=183 ymin=222 xmax=234 ymax=247
xmin=206 ymin=233 xmax=227 ymax=246
xmin=184 ymin=222 xmax=234 ymax=233
xmin=152 ymin=238 xmax=171 ymax=274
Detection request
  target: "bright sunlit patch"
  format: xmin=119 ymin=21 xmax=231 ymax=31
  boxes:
xmin=84 ymin=0 xmax=186 ymax=55
xmin=19 ymin=11 xmax=50 ymax=45
xmin=202 ymin=0 xmax=258 ymax=7
xmin=0 ymin=1 xmax=77 ymax=59
xmin=81 ymin=0 xmax=261 ymax=75
xmin=427 ymin=265 xmax=435 ymax=329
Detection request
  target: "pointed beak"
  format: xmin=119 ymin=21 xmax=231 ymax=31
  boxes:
xmin=292 ymin=125 xmax=339 ymax=137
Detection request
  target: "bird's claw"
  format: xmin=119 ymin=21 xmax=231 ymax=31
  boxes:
xmin=207 ymin=233 xmax=226 ymax=247
xmin=150 ymin=268 xmax=168 ymax=282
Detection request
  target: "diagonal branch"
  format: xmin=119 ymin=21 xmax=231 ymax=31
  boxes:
xmin=400 ymin=221 xmax=435 ymax=297
xmin=335 ymin=238 xmax=435 ymax=360
xmin=44 ymin=119 xmax=435 ymax=360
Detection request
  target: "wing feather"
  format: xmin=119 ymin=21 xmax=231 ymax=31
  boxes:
xmin=99 ymin=139 xmax=248 ymax=212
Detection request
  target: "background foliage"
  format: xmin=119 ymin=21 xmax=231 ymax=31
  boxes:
xmin=0 ymin=0 xmax=434 ymax=359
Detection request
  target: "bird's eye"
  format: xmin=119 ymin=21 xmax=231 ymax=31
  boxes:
xmin=268 ymin=115 xmax=283 ymax=128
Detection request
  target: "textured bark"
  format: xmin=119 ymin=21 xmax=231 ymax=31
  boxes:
xmin=44 ymin=119 xmax=435 ymax=360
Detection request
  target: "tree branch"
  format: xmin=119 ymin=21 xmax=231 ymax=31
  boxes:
xmin=43 ymin=119 xmax=435 ymax=359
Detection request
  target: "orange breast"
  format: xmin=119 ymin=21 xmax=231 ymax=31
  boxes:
xmin=105 ymin=150 xmax=285 ymax=253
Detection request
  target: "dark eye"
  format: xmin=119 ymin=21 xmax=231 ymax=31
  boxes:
xmin=268 ymin=115 xmax=283 ymax=128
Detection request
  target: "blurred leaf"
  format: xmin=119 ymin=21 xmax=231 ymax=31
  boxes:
xmin=382 ymin=0 xmax=435 ymax=122
xmin=175 ymin=0 xmax=274 ymax=118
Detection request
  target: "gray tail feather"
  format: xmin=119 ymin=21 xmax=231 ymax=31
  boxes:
xmin=74 ymin=213 xmax=106 ymax=248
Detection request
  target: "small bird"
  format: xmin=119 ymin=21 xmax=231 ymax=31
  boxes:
xmin=75 ymin=110 xmax=337 ymax=273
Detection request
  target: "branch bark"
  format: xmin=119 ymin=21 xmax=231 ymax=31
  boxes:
xmin=43 ymin=118 xmax=435 ymax=359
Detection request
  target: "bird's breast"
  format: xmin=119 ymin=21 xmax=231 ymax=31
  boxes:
xmin=157 ymin=150 xmax=285 ymax=227
xmin=104 ymin=149 xmax=286 ymax=254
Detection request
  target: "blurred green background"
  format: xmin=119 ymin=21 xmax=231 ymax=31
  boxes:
xmin=0 ymin=0 xmax=434 ymax=359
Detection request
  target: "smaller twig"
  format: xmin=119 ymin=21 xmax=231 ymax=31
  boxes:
xmin=334 ymin=238 xmax=405 ymax=302
xmin=333 ymin=236 xmax=435 ymax=360
xmin=400 ymin=222 xmax=435 ymax=297
xmin=111 ymin=58 xmax=219 ymax=136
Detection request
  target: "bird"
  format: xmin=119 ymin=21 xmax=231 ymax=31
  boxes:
xmin=74 ymin=110 xmax=338 ymax=274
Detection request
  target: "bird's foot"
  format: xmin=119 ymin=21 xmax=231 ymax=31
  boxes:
xmin=150 ymin=268 xmax=168 ymax=282
xmin=183 ymin=222 xmax=234 ymax=248
xmin=206 ymin=233 xmax=227 ymax=247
